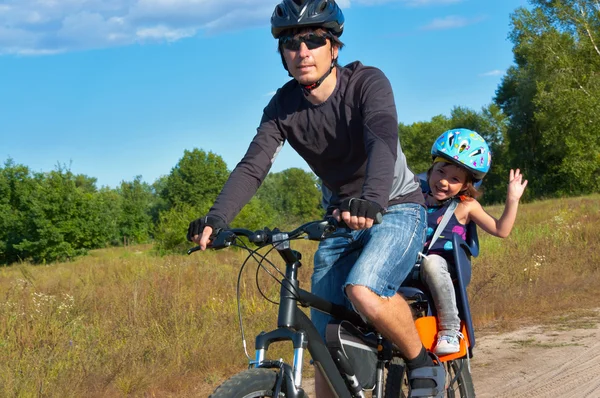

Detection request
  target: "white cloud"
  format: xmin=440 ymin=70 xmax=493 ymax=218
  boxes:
xmin=0 ymin=0 xmax=279 ymax=55
xmin=420 ymin=15 xmax=485 ymax=31
xmin=479 ymin=69 xmax=505 ymax=77
xmin=136 ymin=25 xmax=197 ymax=41
xmin=0 ymin=0 xmax=466 ymax=55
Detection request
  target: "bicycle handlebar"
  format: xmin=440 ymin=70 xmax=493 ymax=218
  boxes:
xmin=187 ymin=212 xmax=382 ymax=255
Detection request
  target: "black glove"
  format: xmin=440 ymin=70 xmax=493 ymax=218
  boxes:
xmin=338 ymin=198 xmax=383 ymax=223
xmin=186 ymin=215 xmax=227 ymax=242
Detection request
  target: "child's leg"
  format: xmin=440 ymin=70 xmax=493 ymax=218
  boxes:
xmin=419 ymin=254 xmax=461 ymax=332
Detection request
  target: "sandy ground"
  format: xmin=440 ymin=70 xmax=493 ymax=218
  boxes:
xmin=298 ymin=310 xmax=600 ymax=397
xmin=470 ymin=315 xmax=600 ymax=397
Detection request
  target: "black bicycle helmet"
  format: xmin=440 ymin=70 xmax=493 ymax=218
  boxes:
xmin=271 ymin=0 xmax=344 ymax=39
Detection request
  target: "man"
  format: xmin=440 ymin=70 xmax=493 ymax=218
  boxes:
xmin=188 ymin=0 xmax=444 ymax=396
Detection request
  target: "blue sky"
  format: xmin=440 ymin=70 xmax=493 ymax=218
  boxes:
xmin=0 ymin=0 xmax=528 ymax=189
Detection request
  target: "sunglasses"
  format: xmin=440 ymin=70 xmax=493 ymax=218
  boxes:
xmin=280 ymin=33 xmax=329 ymax=51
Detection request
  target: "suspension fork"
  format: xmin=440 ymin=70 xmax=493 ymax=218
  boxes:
xmin=254 ymin=328 xmax=308 ymax=389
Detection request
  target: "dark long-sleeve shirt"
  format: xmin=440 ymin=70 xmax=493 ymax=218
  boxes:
xmin=208 ymin=61 xmax=423 ymax=224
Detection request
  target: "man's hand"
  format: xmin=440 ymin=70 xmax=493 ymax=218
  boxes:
xmin=334 ymin=198 xmax=383 ymax=230
xmin=186 ymin=215 xmax=227 ymax=250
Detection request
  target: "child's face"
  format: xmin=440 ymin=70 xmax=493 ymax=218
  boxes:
xmin=429 ymin=162 xmax=468 ymax=201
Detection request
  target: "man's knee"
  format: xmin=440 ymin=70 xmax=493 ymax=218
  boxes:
xmin=345 ymin=284 xmax=387 ymax=318
xmin=345 ymin=284 xmax=373 ymax=303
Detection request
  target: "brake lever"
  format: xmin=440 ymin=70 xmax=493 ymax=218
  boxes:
xmin=187 ymin=245 xmax=202 ymax=255
xmin=304 ymin=221 xmax=335 ymax=241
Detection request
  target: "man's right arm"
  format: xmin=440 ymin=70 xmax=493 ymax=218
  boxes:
xmin=208 ymin=120 xmax=285 ymax=224
xmin=203 ymin=94 xmax=286 ymax=220
xmin=188 ymin=109 xmax=285 ymax=247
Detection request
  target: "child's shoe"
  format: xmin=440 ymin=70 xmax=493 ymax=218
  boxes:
xmin=434 ymin=330 xmax=463 ymax=355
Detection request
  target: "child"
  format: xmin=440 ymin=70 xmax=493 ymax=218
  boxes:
xmin=421 ymin=128 xmax=528 ymax=355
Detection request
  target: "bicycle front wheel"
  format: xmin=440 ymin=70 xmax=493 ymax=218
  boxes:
xmin=209 ymin=368 xmax=296 ymax=398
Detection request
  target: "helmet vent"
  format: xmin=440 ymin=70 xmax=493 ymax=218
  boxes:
xmin=469 ymin=148 xmax=484 ymax=157
xmin=276 ymin=5 xmax=285 ymax=17
xmin=448 ymin=134 xmax=455 ymax=147
xmin=319 ymin=0 xmax=328 ymax=12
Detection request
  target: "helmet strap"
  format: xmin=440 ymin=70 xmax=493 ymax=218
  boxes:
xmin=301 ymin=60 xmax=336 ymax=96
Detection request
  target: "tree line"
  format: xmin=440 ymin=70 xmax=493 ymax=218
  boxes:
xmin=1 ymin=1 xmax=598 ymax=265
xmin=0 ymin=151 xmax=323 ymax=265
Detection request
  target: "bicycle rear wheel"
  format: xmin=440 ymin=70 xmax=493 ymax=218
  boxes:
xmin=209 ymin=368 xmax=293 ymax=398
xmin=384 ymin=358 xmax=475 ymax=397
xmin=445 ymin=358 xmax=475 ymax=397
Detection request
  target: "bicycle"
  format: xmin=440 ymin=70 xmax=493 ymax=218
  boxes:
xmin=190 ymin=216 xmax=477 ymax=397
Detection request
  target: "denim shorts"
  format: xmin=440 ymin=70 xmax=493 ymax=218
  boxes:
xmin=310 ymin=203 xmax=427 ymax=338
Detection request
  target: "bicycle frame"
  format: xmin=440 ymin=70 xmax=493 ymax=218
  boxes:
xmin=198 ymin=217 xmax=479 ymax=398
xmin=251 ymin=232 xmax=383 ymax=398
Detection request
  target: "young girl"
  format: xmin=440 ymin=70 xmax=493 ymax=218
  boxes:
xmin=421 ymin=128 xmax=528 ymax=355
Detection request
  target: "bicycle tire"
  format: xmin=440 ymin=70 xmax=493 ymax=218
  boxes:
xmin=445 ymin=358 xmax=475 ymax=398
xmin=384 ymin=358 xmax=475 ymax=398
xmin=208 ymin=368 xmax=296 ymax=398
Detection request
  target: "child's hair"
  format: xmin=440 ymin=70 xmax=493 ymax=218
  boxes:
xmin=427 ymin=162 xmax=482 ymax=200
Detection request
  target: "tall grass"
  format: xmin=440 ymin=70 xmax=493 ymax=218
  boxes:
xmin=1 ymin=195 xmax=599 ymax=396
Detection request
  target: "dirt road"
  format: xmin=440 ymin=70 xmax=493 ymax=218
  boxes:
xmin=471 ymin=317 xmax=600 ymax=397
xmin=300 ymin=311 xmax=600 ymax=397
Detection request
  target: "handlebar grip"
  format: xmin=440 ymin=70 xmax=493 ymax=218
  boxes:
xmin=334 ymin=211 xmax=383 ymax=229
xmin=187 ymin=246 xmax=202 ymax=255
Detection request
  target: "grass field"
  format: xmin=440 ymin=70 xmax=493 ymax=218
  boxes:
xmin=1 ymin=195 xmax=599 ymax=397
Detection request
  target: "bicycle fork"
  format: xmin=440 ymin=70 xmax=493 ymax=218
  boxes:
xmin=252 ymin=328 xmax=309 ymax=398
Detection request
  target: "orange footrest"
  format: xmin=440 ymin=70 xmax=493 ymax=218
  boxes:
xmin=414 ymin=316 xmax=470 ymax=362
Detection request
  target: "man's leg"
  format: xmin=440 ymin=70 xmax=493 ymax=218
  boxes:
xmin=344 ymin=204 xmax=444 ymax=395
xmin=343 ymin=203 xmax=427 ymax=359
xmin=346 ymin=286 xmax=422 ymax=358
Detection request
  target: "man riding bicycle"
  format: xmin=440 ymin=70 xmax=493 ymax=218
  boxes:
xmin=187 ymin=0 xmax=444 ymax=396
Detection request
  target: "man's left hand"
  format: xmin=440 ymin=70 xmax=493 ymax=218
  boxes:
xmin=335 ymin=198 xmax=383 ymax=230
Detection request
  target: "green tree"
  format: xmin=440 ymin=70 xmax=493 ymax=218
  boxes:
xmin=14 ymin=166 xmax=96 ymax=263
xmin=162 ymin=149 xmax=229 ymax=208
xmin=116 ymin=176 xmax=154 ymax=245
xmin=399 ymin=115 xmax=451 ymax=176
xmin=91 ymin=187 xmax=122 ymax=247
xmin=0 ymin=160 xmax=35 ymax=264
xmin=230 ymin=197 xmax=278 ymax=230
xmin=256 ymin=168 xmax=322 ymax=223
xmin=496 ymin=0 xmax=600 ymax=197
xmin=153 ymin=203 xmax=206 ymax=254
xmin=149 ymin=175 xmax=170 ymax=224
xmin=0 ymin=160 xmax=123 ymax=264
xmin=154 ymin=149 xmax=230 ymax=253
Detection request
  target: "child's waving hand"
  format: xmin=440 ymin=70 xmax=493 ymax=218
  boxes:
xmin=508 ymin=168 xmax=528 ymax=201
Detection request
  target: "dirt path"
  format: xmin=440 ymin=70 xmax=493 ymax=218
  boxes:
xmin=471 ymin=316 xmax=600 ymax=397
xmin=300 ymin=311 xmax=600 ymax=397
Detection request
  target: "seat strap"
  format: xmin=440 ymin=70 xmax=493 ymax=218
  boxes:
xmin=422 ymin=198 xmax=459 ymax=257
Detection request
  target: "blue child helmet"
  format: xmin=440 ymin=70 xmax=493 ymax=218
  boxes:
xmin=431 ymin=128 xmax=492 ymax=181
